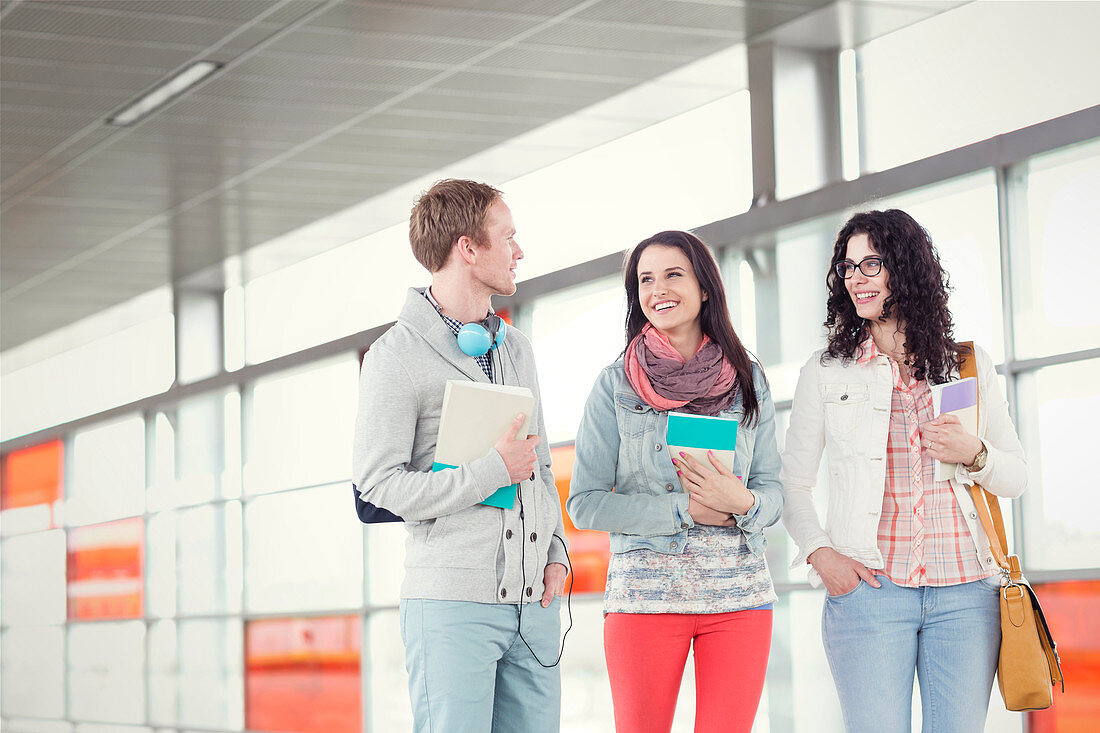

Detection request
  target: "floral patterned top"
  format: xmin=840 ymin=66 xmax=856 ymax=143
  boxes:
xmin=603 ymin=524 xmax=776 ymax=614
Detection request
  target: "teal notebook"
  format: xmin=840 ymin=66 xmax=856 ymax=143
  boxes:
xmin=666 ymin=411 xmax=738 ymax=488
xmin=432 ymin=462 xmax=517 ymax=509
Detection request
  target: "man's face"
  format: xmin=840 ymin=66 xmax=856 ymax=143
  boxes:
xmin=473 ymin=199 xmax=523 ymax=297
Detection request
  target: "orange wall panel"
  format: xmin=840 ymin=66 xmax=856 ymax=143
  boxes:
xmin=1 ymin=440 xmax=63 ymax=510
xmin=1028 ymin=580 xmax=1100 ymax=733
xmin=550 ymin=443 xmax=611 ymax=594
xmin=67 ymin=517 xmax=144 ymax=620
xmin=246 ymin=616 xmax=361 ymax=733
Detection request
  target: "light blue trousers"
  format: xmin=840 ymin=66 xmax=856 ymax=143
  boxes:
xmin=400 ymin=597 xmax=562 ymax=733
xmin=822 ymin=575 xmax=1002 ymax=733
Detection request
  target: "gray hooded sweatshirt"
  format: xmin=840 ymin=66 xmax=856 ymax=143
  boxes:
xmin=352 ymin=287 xmax=568 ymax=604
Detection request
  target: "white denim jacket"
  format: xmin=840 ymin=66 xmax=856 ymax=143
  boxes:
xmin=781 ymin=344 xmax=1027 ymax=587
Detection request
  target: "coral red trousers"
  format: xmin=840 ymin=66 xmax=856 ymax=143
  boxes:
xmin=603 ymin=609 xmax=772 ymax=733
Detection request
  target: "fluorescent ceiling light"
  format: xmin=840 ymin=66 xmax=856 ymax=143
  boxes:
xmin=107 ymin=60 xmax=222 ymax=126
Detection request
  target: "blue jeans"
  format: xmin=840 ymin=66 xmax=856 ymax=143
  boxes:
xmin=400 ymin=598 xmax=562 ymax=733
xmin=822 ymin=575 xmax=1002 ymax=733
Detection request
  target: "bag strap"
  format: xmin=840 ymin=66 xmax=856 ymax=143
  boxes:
xmin=957 ymin=342 xmax=1020 ymax=581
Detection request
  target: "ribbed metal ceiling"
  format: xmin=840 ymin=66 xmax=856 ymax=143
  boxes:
xmin=1 ymin=0 xmax=958 ymax=351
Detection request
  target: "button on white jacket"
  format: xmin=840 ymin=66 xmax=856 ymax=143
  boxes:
xmin=780 ymin=345 xmax=1027 ymax=587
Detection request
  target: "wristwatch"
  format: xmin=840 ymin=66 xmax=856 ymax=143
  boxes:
xmin=965 ymin=443 xmax=988 ymax=473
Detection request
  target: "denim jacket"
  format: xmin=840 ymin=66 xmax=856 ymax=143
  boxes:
xmin=567 ymin=359 xmax=784 ymax=557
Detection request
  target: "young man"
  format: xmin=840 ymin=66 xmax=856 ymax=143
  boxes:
xmin=352 ymin=179 xmax=569 ymax=732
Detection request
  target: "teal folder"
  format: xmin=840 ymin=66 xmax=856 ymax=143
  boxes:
xmin=432 ymin=462 xmax=517 ymax=509
xmin=665 ymin=412 xmax=738 ymax=483
xmin=665 ymin=412 xmax=738 ymax=451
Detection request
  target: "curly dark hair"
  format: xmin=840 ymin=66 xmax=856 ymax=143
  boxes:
xmin=623 ymin=230 xmax=761 ymax=425
xmin=824 ymin=209 xmax=967 ymax=383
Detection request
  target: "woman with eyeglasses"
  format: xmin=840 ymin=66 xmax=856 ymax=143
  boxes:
xmin=780 ymin=209 xmax=1027 ymax=732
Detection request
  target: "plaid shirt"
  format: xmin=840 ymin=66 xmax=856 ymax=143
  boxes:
xmin=423 ymin=290 xmax=493 ymax=380
xmin=857 ymin=337 xmax=989 ymax=587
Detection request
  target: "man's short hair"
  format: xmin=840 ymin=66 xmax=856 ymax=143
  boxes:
xmin=410 ymin=179 xmax=503 ymax=272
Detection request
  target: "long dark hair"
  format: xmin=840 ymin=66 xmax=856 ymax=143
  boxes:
xmin=824 ymin=209 xmax=966 ymax=383
xmin=623 ymin=230 xmax=760 ymax=425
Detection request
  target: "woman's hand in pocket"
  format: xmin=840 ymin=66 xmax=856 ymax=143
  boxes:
xmin=809 ymin=547 xmax=881 ymax=595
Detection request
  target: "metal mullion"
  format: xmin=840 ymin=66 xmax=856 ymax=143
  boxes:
xmin=1004 ymin=347 xmax=1100 ymax=374
xmin=142 ymin=406 xmax=157 ymax=729
xmin=994 ymin=162 xmax=1028 ymax=572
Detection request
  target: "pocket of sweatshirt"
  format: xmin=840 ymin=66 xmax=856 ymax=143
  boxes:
xmin=424 ymin=512 xmax=494 ymax=569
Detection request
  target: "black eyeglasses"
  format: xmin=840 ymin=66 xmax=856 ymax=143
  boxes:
xmin=835 ymin=256 xmax=883 ymax=279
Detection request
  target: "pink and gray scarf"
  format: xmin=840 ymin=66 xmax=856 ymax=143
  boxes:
xmin=624 ymin=323 xmax=738 ymax=416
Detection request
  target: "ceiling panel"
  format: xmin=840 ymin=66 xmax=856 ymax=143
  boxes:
xmin=307 ymin=2 xmax=544 ymax=41
xmin=1 ymin=0 xmax=961 ymax=352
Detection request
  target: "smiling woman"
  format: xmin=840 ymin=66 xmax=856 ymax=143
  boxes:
xmin=567 ymin=230 xmax=785 ymax=733
xmin=781 ymin=208 xmax=1030 ymax=732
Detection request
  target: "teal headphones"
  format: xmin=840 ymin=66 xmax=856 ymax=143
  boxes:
xmin=425 ymin=288 xmax=506 ymax=357
xmin=458 ymin=315 xmax=506 ymax=357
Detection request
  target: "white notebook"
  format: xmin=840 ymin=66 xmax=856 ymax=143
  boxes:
xmin=930 ymin=377 xmax=979 ymax=481
xmin=434 ymin=380 xmax=535 ymax=508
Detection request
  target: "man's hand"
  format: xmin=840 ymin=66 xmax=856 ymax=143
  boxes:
xmin=541 ymin=562 xmax=568 ymax=607
xmin=494 ymin=413 xmax=540 ymax=484
xmin=809 ymin=547 xmax=881 ymax=596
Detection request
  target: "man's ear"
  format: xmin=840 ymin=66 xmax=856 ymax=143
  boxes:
xmin=455 ymin=235 xmax=478 ymax=266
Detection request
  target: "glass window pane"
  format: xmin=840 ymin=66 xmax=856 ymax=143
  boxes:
xmin=145 ymin=511 xmax=177 ymax=619
xmin=529 ymin=276 xmax=625 ymax=443
xmin=147 ymin=620 xmax=177 ymax=726
xmin=1013 ymin=140 xmax=1100 ymax=359
xmin=366 ymin=522 xmax=404 ymax=607
xmin=1016 ymin=359 xmax=1100 ymax=571
xmin=0 ymin=289 xmax=173 ymax=442
xmin=1 ymin=440 xmax=63 ymax=535
xmin=770 ymin=409 xmax=828 ymax=587
xmin=149 ymin=392 xmax=231 ymax=511
xmin=178 ymin=619 xmax=244 ymax=730
xmin=147 ymin=502 xmax=243 ymax=620
xmin=68 ymin=621 xmax=146 ymax=724
xmin=367 ymin=610 xmax=411 ymax=732
xmin=243 ymin=226 xmax=420 ymax=365
xmin=758 ymin=215 xmax=841 ymax=402
xmin=67 ymin=518 xmax=144 ymax=621
xmin=245 ymin=616 xmax=360 ymax=733
xmin=558 ymin=599 xmax=614 ymax=730
xmin=782 ymin=591 xmax=844 ymax=732
xmin=871 ymin=172 xmax=1005 ymax=363
xmin=245 ymin=357 xmax=358 ymax=494
xmin=178 ymin=503 xmax=242 ymax=616
xmin=245 ymin=484 xmax=363 ymax=613
xmin=1 ymin=626 xmax=65 ymax=718
xmin=67 ymin=416 xmax=145 ymax=527
xmin=509 ymin=91 xmax=752 ymax=283
xmin=858 ymin=2 xmax=1100 ymax=173
xmin=1 ymin=529 xmax=66 ymax=625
